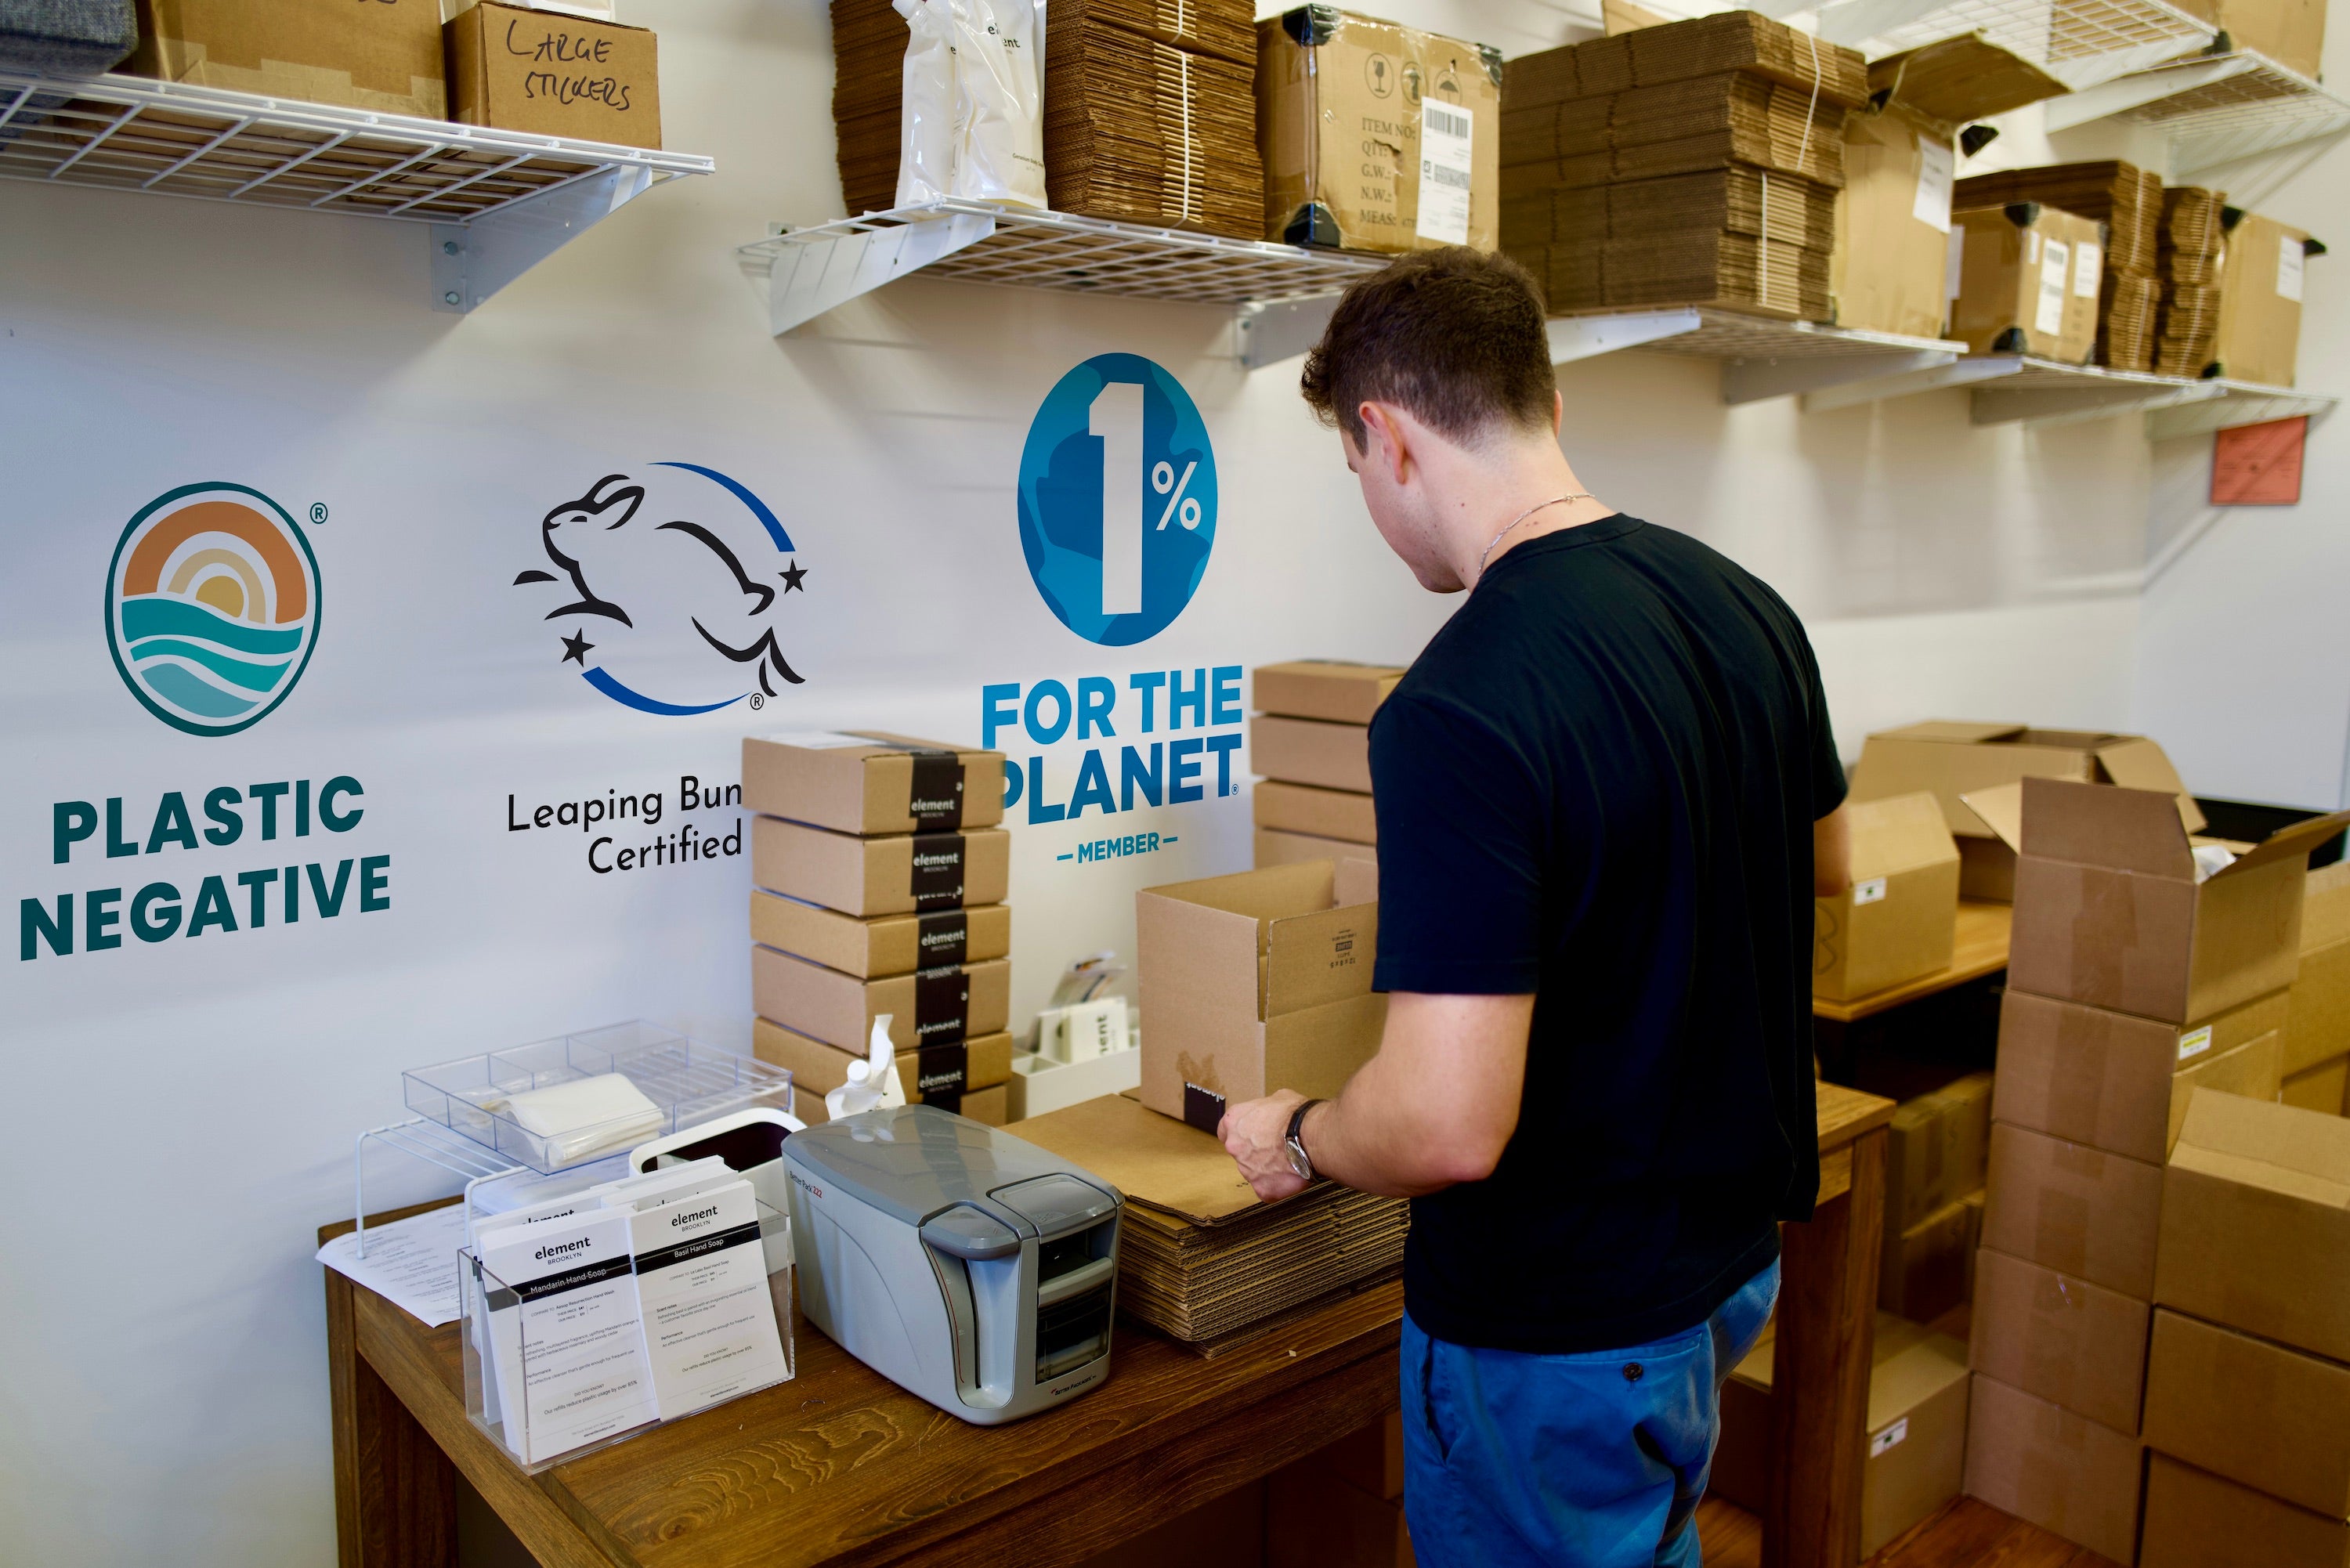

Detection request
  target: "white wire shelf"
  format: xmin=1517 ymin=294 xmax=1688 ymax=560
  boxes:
xmin=1797 ymin=349 xmax=2337 ymax=432
xmin=743 ymin=198 xmax=1389 ymax=359
xmin=1549 ymin=306 xmax=1972 ymax=403
xmin=0 ymin=67 xmax=712 ymax=311
xmin=1744 ymin=0 xmax=2215 ymax=89
xmin=2044 ymin=49 xmax=2350 ymax=172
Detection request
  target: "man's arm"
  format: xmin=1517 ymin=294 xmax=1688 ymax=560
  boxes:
xmin=1219 ymin=991 xmax=1533 ymax=1202
xmin=1813 ymin=802 xmax=1851 ymax=896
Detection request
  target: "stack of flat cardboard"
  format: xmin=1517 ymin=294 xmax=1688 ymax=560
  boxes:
xmin=2138 ymin=1091 xmax=2350 ymax=1566
xmin=1955 ymin=163 xmax=2165 ymax=370
xmin=1960 ymin=777 xmax=2348 ymax=1562
xmin=1499 ymin=12 xmax=1866 ymax=318
xmin=2286 ymin=860 xmax=2350 ymax=1112
xmin=1878 ymin=1072 xmax=1992 ymax=1321
xmin=1048 ymin=0 xmax=1263 ymax=238
xmin=1249 ymin=661 xmax=1400 ymax=870
xmin=1010 ymin=1093 xmax=1408 ymax=1347
xmin=831 ymin=0 xmax=912 ymax=215
xmin=2157 ymin=184 xmax=2229 ymax=377
xmin=743 ymin=732 xmax=1017 ymax=1126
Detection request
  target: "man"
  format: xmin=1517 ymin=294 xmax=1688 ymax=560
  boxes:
xmin=1219 ymin=247 xmax=1850 ymax=1568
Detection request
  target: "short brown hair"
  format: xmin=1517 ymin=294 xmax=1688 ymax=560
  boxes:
xmin=1300 ymin=247 xmax=1556 ymax=449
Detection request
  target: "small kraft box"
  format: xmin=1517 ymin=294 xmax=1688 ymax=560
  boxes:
xmin=1949 ymin=204 xmax=2104 ymax=364
xmin=750 ymin=818 xmax=1010 ymax=917
xmin=2157 ymin=1089 xmax=2350 ymax=1366
xmin=2213 ymin=209 xmax=2315 ymax=388
xmin=128 ymin=0 xmax=445 ymax=117
xmin=1254 ymin=780 xmax=1378 ymax=845
xmin=445 ymin=0 xmax=661 ymax=149
xmin=1963 ymin=1373 xmax=2143 ymax=1565
xmin=2005 ymin=778 xmax=2350 ymax=1028
xmin=2142 ymin=1306 xmax=2350 ymax=1522
xmin=2142 ymin=1453 xmax=2350 ymax=1568
xmin=1137 ymin=858 xmax=1383 ymax=1131
xmin=750 ymin=946 xmax=1010 ymax=1053
xmin=742 ymin=731 xmax=1005 ymax=836
xmin=1253 ymin=660 xmax=1406 ymax=725
xmin=750 ymin=893 xmax=1010 ymax=980
xmin=1251 ymin=714 xmax=1372 ymax=793
xmin=1256 ymin=6 xmax=1502 ymax=254
xmin=1813 ymin=790 xmax=1960 ymax=1001
xmin=754 ymin=1017 xmax=1012 ymax=1123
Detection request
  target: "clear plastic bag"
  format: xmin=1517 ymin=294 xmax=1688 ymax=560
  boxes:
xmin=892 ymin=0 xmax=957 ymax=208
xmin=945 ymin=0 xmax=1046 ymax=208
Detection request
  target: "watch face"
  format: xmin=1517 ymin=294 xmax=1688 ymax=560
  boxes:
xmin=1285 ymin=1140 xmax=1311 ymax=1180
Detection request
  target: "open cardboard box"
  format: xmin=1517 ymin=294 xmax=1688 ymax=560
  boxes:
xmin=1851 ymin=721 xmax=2200 ymax=901
xmin=1137 ymin=858 xmax=1383 ymax=1131
xmin=1986 ymin=778 xmax=2350 ymax=1026
xmin=1814 ymin=790 xmax=1959 ymax=1001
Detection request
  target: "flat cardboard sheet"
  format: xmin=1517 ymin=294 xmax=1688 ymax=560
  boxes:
xmin=1010 ymin=1092 xmax=1264 ymax=1224
xmin=1867 ymin=34 xmax=2067 ymax=125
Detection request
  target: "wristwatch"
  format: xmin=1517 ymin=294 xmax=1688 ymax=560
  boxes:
xmin=1285 ymin=1099 xmax=1325 ymax=1181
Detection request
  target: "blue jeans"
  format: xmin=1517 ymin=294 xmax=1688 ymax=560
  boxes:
xmin=1400 ymin=1259 xmax=1781 ymax=1568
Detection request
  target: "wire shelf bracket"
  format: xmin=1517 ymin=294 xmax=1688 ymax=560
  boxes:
xmin=1741 ymin=0 xmax=2217 ymax=90
xmin=2043 ymin=50 xmax=2350 ymax=172
xmin=0 ymin=67 xmax=711 ymax=312
xmin=743 ymin=199 xmax=1386 ymax=352
xmin=1551 ymin=306 xmax=1972 ymax=403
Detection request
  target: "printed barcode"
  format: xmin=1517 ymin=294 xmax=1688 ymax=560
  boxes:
xmin=1426 ymin=164 xmax=1471 ymax=190
xmin=1426 ymin=106 xmax=1468 ymax=138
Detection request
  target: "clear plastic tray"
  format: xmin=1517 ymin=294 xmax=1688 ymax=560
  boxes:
xmin=404 ymin=1022 xmax=793 ymax=1173
xmin=460 ymin=1202 xmax=796 ymax=1473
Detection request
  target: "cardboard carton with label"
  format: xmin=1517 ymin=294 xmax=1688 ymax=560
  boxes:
xmin=2214 ymin=208 xmax=2316 ymax=388
xmin=742 ymin=732 xmax=1005 ymax=836
xmin=750 ymin=893 xmax=1010 ymax=980
xmin=446 ymin=0 xmax=663 ymax=149
xmin=754 ymin=1017 xmax=1010 ymax=1125
xmin=1948 ymin=204 xmax=2104 ymax=363
xmin=750 ymin=945 xmax=1010 ymax=1053
xmin=1137 ymin=858 xmax=1383 ymax=1129
xmin=1813 ymin=790 xmax=1959 ymax=1001
xmin=750 ymin=818 xmax=1010 ymax=917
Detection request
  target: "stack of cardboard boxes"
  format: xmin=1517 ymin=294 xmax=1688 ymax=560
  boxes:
xmin=743 ymin=732 xmax=1017 ymax=1126
xmin=1961 ymin=777 xmax=2344 ymax=1561
xmin=2139 ymin=1091 xmax=2350 ymax=1566
xmin=2286 ymin=861 xmax=2350 ymax=1111
xmin=1498 ymin=12 xmax=1868 ymax=318
xmin=1249 ymin=661 xmax=1401 ymax=870
xmin=1954 ymin=162 xmax=2164 ymax=371
xmin=1878 ymin=1071 xmax=1992 ymax=1322
xmin=2157 ymin=185 xmax=2229 ymax=378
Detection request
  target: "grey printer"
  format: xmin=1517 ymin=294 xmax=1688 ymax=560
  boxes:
xmin=784 ymin=1104 xmax=1123 ymax=1423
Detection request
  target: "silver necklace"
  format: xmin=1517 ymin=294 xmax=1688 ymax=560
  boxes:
xmin=1475 ymin=493 xmax=1595 ymax=583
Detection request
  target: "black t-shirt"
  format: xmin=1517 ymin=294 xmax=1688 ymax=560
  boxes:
xmin=1371 ymin=515 xmax=1844 ymax=1353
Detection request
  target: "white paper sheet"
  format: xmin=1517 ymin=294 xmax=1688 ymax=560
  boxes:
xmin=316 ymin=1204 xmax=468 ymax=1328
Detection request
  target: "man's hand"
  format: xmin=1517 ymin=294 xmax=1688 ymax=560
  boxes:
xmin=1219 ymin=1089 xmax=1310 ymax=1203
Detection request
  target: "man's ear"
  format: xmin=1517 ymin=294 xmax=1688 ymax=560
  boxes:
xmin=1358 ymin=402 xmax=1414 ymax=488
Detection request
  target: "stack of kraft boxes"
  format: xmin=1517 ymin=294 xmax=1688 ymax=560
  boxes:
xmin=1954 ymin=162 xmax=2164 ymax=372
xmin=1499 ymin=13 xmax=1868 ymax=319
xmin=2157 ymin=185 xmax=2229 ymax=377
xmin=743 ymin=732 xmax=1017 ymax=1125
xmin=1963 ymin=776 xmax=2346 ymax=1562
xmin=1249 ymin=661 xmax=1402 ymax=870
xmin=1878 ymin=1072 xmax=1992 ymax=1323
xmin=2138 ymin=1090 xmax=2350 ymax=1566
xmin=2287 ymin=861 xmax=2350 ymax=1112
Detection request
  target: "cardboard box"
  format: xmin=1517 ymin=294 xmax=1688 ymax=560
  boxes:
xmin=2143 ymin=1306 xmax=2350 ymax=1519
xmin=1256 ymin=8 xmax=1502 ymax=253
xmin=2141 ymin=1453 xmax=2350 ymax=1568
xmin=1963 ymin=1373 xmax=2144 ymax=1565
xmin=750 ymin=893 xmax=1010 ymax=980
xmin=2006 ymin=779 xmax=2349 ymax=1027
xmin=2169 ymin=0 xmax=2326 ymax=79
xmin=1137 ymin=858 xmax=1385 ymax=1130
xmin=1253 ymin=661 xmax=1406 ymax=725
xmin=128 ymin=0 xmax=444 ymax=117
xmin=1716 ymin=1314 xmax=1971 ymax=1557
xmin=2214 ymin=211 xmax=2309 ymax=388
xmin=1993 ymin=988 xmax=2290 ymax=1164
xmin=1255 ymin=827 xmax=1380 ymax=872
xmin=752 ymin=1017 xmax=1013 ymax=1117
xmin=1831 ymin=100 xmax=1958 ymax=341
xmin=750 ymin=818 xmax=1010 ymax=917
xmin=2306 ymin=859 xmax=2350 ymax=949
xmin=1814 ymin=791 xmax=1960 ymax=1002
xmin=1949 ymin=204 xmax=2105 ymax=363
xmin=1267 ymin=1460 xmax=1412 ymax=1568
xmin=1254 ymin=780 xmax=1376 ymax=845
xmin=751 ymin=946 xmax=1008 ymax=1053
xmin=1251 ymin=714 xmax=1372 ymax=794
xmin=2157 ymin=1089 xmax=2350 ymax=1364
xmin=1887 ymin=1071 xmax=1995 ymax=1231
xmin=2287 ymin=1055 xmax=2350 ymax=1115
xmin=1879 ymin=1191 xmax=1981 ymax=1323
xmin=1969 ymin=1247 xmax=2150 ymax=1433
xmin=2292 ymin=873 xmax=2350 ymax=1072
xmin=741 ymin=731 xmax=1005 ymax=835
xmin=1982 ymin=1121 xmax=2164 ymax=1297
xmin=445 ymin=2 xmax=661 ymax=149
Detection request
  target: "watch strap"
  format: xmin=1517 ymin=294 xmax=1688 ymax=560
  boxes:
xmin=1286 ymin=1098 xmax=1325 ymax=1171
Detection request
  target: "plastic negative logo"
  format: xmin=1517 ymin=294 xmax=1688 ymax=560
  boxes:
xmin=1016 ymin=354 xmax=1218 ymax=646
xmin=513 ymin=461 xmax=812 ymax=715
xmin=104 ymin=482 xmax=322 ymax=737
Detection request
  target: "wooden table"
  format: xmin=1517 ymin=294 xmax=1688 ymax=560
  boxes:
xmin=1811 ymin=902 xmax=2011 ymax=1087
xmin=324 ymin=1086 xmax=1896 ymax=1568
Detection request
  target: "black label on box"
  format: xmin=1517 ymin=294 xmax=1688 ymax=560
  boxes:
xmin=915 ymin=909 xmax=969 ymax=966
xmin=1183 ymin=1082 xmax=1227 ymax=1136
xmin=906 ymin=752 xmax=966 ymax=829
xmin=910 ymin=1040 xmax=970 ymax=1105
xmin=909 ymin=833 xmax=965 ymax=911
xmin=914 ymin=963 xmax=970 ymax=1042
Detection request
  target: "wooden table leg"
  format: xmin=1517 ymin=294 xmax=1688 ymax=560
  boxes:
xmin=1764 ymin=1125 xmax=1886 ymax=1568
xmin=328 ymin=1267 xmax=459 ymax=1568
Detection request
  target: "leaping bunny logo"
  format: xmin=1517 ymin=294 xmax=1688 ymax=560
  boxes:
xmin=514 ymin=462 xmax=810 ymax=714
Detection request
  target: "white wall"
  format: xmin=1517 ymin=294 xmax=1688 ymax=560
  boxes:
xmin=0 ymin=2 xmax=2322 ymax=1564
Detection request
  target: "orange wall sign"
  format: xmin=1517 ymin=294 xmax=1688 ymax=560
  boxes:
xmin=2211 ymin=416 xmax=2308 ymax=506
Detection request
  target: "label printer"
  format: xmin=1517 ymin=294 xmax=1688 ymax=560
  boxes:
xmin=785 ymin=1104 xmax=1123 ymax=1424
